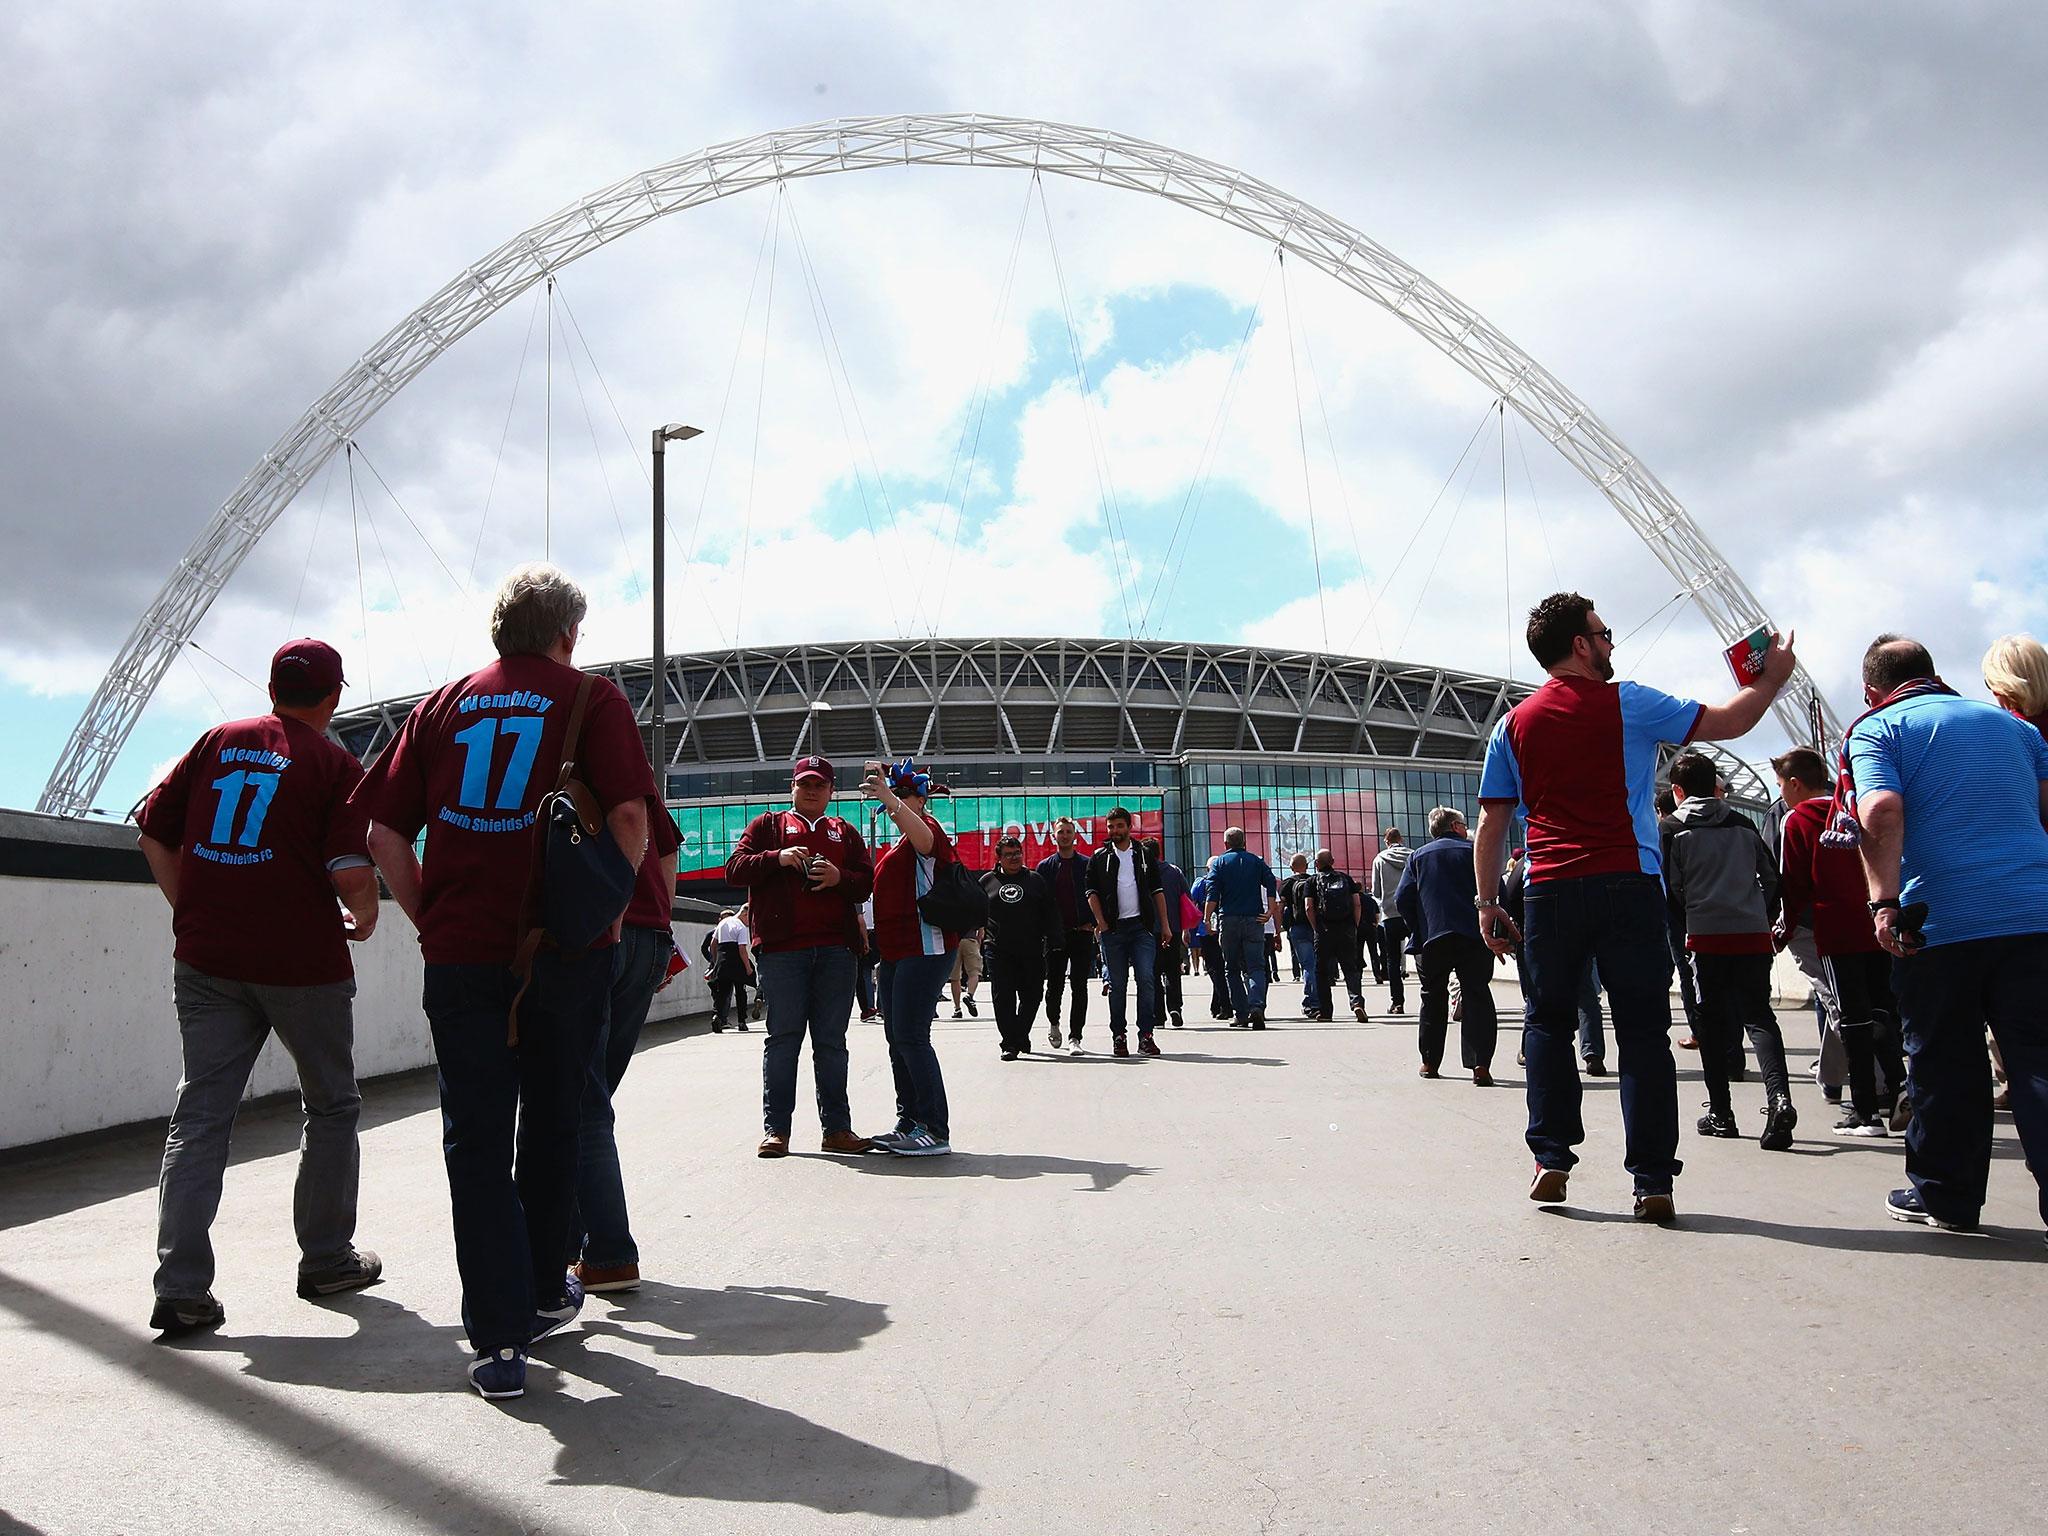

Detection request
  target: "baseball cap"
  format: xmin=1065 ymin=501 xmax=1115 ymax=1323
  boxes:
xmin=270 ymin=638 xmax=346 ymax=696
xmin=792 ymin=754 xmax=835 ymax=786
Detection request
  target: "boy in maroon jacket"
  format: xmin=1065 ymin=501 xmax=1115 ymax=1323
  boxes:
xmin=726 ymin=756 xmax=875 ymax=1158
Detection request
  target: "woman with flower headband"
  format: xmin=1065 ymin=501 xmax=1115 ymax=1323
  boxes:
xmin=863 ymin=758 xmax=959 ymax=1156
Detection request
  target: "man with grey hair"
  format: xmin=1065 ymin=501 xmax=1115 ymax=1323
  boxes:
xmin=1396 ymin=807 xmax=1498 ymax=1083
xmin=357 ymin=562 xmax=654 ymax=1401
xmin=1203 ymin=826 xmax=1280 ymax=1027
xmin=1372 ymin=827 xmax=1413 ymax=1015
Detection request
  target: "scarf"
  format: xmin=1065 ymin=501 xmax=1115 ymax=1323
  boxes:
xmin=1817 ymin=677 xmax=1958 ymax=848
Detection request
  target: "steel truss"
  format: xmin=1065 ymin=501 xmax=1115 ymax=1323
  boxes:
xmin=43 ymin=113 xmax=1829 ymax=816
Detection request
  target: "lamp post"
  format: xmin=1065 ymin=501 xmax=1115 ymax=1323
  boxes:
xmin=650 ymin=423 xmax=702 ymax=798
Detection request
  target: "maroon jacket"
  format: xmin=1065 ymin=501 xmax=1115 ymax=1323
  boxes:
xmin=726 ymin=808 xmax=874 ymax=953
xmin=1778 ymin=795 xmax=1879 ymax=957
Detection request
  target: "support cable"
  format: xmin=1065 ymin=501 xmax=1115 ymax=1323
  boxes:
xmin=1390 ymin=406 xmax=1498 ymax=662
xmin=348 ymin=442 xmax=468 ymax=598
xmin=1296 ymin=299 xmax=1386 ymax=656
xmin=286 ymin=453 xmax=341 ymax=634
xmin=1033 ymin=172 xmax=1138 ymax=637
xmin=1619 ymin=589 xmax=1688 ymax=647
xmin=732 ymin=186 xmax=784 ymax=652
xmin=1634 ymin=592 xmax=1691 ymax=666
xmin=345 ymin=444 xmax=373 ymax=702
xmin=187 ymin=639 xmax=266 ymax=697
xmin=1500 ymin=400 xmax=1513 ymax=679
xmin=1510 ymin=411 xmax=1562 ymax=586
xmin=351 ymin=448 xmax=435 ymax=690
xmin=1278 ymin=251 xmax=1331 ymax=652
xmin=556 ymin=308 xmax=642 ymax=597
xmin=179 ymin=650 xmax=230 ymax=720
xmin=544 ymin=275 xmax=555 ymax=560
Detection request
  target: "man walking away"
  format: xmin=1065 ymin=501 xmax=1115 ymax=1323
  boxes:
xmin=1372 ymin=829 xmax=1414 ymax=1015
xmin=1664 ymin=750 xmax=1796 ymax=1151
xmin=1394 ymin=808 xmax=1497 ymax=1084
xmin=359 ymin=564 xmax=653 ymax=1400
xmin=1203 ymin=828 xmax=1281 ymax=1029
xmin=982 ymin=835 xmax=1064 ymax=1058
xmin=1085 ymin=807 xmax=1172 ymax=1057
xmin=138 ymin=638 xmax=383 ymax=1337
xmin=707 ymin=907 xmax=755 ymax=1031
xmin=727 ymin=755 xmax=875 ymax=1159
xmin=1843 ymin=635 xmax=2048 ymax=1236
xmin=1191 ymin=859 xmax=1232 ymax=1019
xmin=1150 ymin=839 xmax=1191 ymax=1029
xmin=1036 ymin=817 xmax=1097 ymax=1052
xmin=1310 ymin=850 xmax=1369 ymax=1023
xmin=1280 ymin=853 xmax=1320 ymax=1017
xmin=1473 ymin=590 xmax=1795 ymax=1222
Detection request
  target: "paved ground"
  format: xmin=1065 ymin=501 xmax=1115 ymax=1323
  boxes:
xmin=2 ymin=971 xmax=2044 ymax=1536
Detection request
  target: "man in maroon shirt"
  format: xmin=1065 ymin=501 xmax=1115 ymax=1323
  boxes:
xmin=356 ymin=564 xmax=652 ymax=1401
xmin=726 ymin=755 xmax=875 ymax=1158
xmin=137 ymin=638 xmax=383 ymax=1336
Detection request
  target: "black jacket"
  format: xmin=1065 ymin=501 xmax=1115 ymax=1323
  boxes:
xmin=1035 ymin=851 xmax=1095 ymax=930
xmin=1085 ymin=840 xmax=1165 ymax=926
xmin=981 ymin=867 xmax=1065 ymax=960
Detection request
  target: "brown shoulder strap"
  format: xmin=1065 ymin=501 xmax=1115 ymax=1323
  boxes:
xmin=552 ymin=673 xmax=596 ymax=792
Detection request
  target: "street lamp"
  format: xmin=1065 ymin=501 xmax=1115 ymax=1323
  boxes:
xmin=650 ymin=422 xmax=702 ymax=798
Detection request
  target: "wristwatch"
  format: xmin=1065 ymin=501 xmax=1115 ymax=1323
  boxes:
xmin=1866 ymin=898 xmax=1900 ymax=915
xmin=1474 ymin=896 xmax=1501 ymax=911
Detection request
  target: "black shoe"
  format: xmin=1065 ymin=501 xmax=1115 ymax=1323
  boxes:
xmin=711 ymin=1018 xmax=726 ymax=1033
xmin=1170 ymin=1010 xmax=1184 ymax=1028
xmin=297 ymin=1249 xmax=382 ymax=1298
xmin=150 ymin=1294 xmax=225 ymax=1336
xmin=1582 ymin=1057 xmax=1607 ymax=1077
xmin=734 ymin=1021 xmax=749 ymax=1032
xmin=1388 ymin=1004 xmax=1406 ymax=1016
xmin=1000 ymin=1049 xmax=1019 ymax=1060
xmin=1250 ymin=1010 xmax=1267 ymax=1030
xmin=1696 ymin=1107 xmax=1740 ymax=1138
xmin=964 ymin=996 xmax=978 ymax=1016
xmin=1759 ymin=1094 xmax=1798 ymax=1152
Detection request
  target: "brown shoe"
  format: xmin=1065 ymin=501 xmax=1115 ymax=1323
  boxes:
xmin=1678 ymin=1035 xmax=1700 ymax=1050
xmin=1472 ymin=1067 xmax=1493 ymax=1086
xmin=821 ymin=1129 xmax=872 ymax=1155
xmin=1633 ymin=1193 xmax=1677 ymax=1223
xmin=757 ymin=1132 xmax=790 ymax=1158
xmin=1529 ymin=1165 xmax=1569 ymax=1204
xmin=573 ymin=1260 xmax=640 ymax=1293
xmin=1418 ymin=1064 xmax=1440 ymax=1079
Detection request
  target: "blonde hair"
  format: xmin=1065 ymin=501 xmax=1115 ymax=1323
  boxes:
xmin=1982 ymin=634 xmax=2048 ymax=717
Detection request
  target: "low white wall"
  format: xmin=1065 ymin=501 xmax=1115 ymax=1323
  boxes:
xmin=0 ymin=871 xmax=714 ymax=1151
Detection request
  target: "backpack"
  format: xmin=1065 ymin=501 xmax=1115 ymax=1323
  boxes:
xmin=1313 ymin=870 xmax=1357 ymax=928
xmin=917 ymin=857 xmax=990 ymax=932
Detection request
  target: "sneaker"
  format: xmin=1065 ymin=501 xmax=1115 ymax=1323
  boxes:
xmin=296 ymin=1248 xmax=383 ymax=1298
xmin=734 ymin=1021 xmax=749 ymax=1033
xmin=574 ymin=1260 xmax=640 ymax=1293
xmin=866 ymin=1130 xmax=912 ymax=1153
xmin=1885 ymin=1187 xmax=1977 ymax=1232
xmin=1113 ymin=1037 xmax=1132 ymax=1058
xmin=821 ymin=1129 xmax=873 ymax=1155
xmin=1230 ymin=1018 xmax=1249 ymax=1029
xmin=1835 ymin=1115 xmax=1889 ymax=1138
xmin=1472 ymin=1067 xmax=1493 ymax=1086
xmin=468 ymin=1346 xmax=527 ymax=1400
xmin=888 ymin=1125 xmax=952 ymax=1157
xmin=1418 ymin=1064 xmax=1439 ymax=1079
xmin=1759 ymin=1095 xmax=1798 ymax=1152
xmin=1677 ymin=1035 xmax=1698 ymax=1050
xmin=1138 ymin=1034 xmax=1161 ymax=1057
xmin=1048 ymin=1027 xmax=1064 ymax=1049
xmin=1529 ymin=1165 xmax=1569 ymax=1204
xmin=1170 ymin=1010 xmax=1184 ymax=1028
xmin=1889 ymin=1099 xmax=1914 ymax=1133
xmin=1633 ymin=1193 xmax=1677 ymax=1223
xmin=750 ymin=1000 xmax=764 ymax=1021
xmin=757 ymin=1132 xmax=791 ymax=1158
xmin=951 ymin=1007 xmax=963 ymax=1019
xmin=1352 ymin=1002 xmax=1367 ymax=1022
xmin=1582 ymin=1058 xmax=1607 ymax=1077
xmin=711 ymin=1019 xmax=726 ymax=1034
xmin=1250 ymin=1010 xmax=1267 ymax=1030
xmin=149 ymin=1293 xmax=225 ymax=1336
xmin=1000 ymin=1048 xmax=1019 ymax=1060
xmin=1696 ymin=1107 xmax=1740 ymax=1138
xmin=859 ymin=1010 xmax=881 ymax=1023
xmin=531 ymin=1274 xmax=585 ymax=1344
xmin=1303 ymin=1009 xmax=1323 ymax=1021
xmin=964 ymin=996 xmax=978 ymax=1016
xmin=1388 ymin=1004 xmax=1406 ymax=1016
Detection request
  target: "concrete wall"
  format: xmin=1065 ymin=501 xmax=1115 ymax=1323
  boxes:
xmin=0 ymin=866 xmax=714 ymax=1151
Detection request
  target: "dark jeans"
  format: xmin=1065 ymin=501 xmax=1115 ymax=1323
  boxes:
xmin=989 ymin=949 xmax=1046 ymax=1053
xmin=1418 ymin=934 xmax=1497 ymax=1070
xmin=1381 ymin=917 xmax=1409 ymax=1009
xmin=1219 ymin=914 xmax=1269 ymax=1021
xmin=757 ymin=945 xmax=857 ymax=1136
xmin=710 ymin=952 xmax=751 ymax=1026
xmin=1575 ymin=959 xmax=1606 ymax=1063
xmin=1100 ymin=920 xmax=1159 ymax=1039
xmin=855 ymin=947 xmax=879 ymax=1016
xmin=424 ymin=948 xmax=609 ymax=1353
xmin=1045 ymin=929 xmax=1098 ymax=1037
xmin=1522 ymin=873 xmax=1680 ymax=1195
xmin=880 ymin=950 xmax=954 ymax=1139
xmin=1666 ymin=913 xmax=1701 ymax=1031
xmin=1822 ymin=948 xmax=1904 ymax=1119
xmin=1287 ymin=922 xmax=1319 ymax=1012
xmin=1155 ymin=934 xmax=1186 ymax=1021
xmin=1891 ymin=932 xmax=2048 ymax=1226
xmin=1314 ymin=928 xmax=1364 ymax=1017
xmin=156 ymin=964 xmax=361 ymax=1299
xmin=571 ymin=925 xmax=670 ymax=1267
xmin=1692 ymin=950 xmax=1790 ymax=1113
xmin=1199 ymin=933 xmax=1230 ymax=1014
xmin=1363 ymin=922 xmax=1387 ymax=982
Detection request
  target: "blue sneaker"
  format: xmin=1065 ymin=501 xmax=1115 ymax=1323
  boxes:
xmin=1885 ymin=1187 xmax=1977 ymax=1232
xmin=531 ymin=1272 xmax=585 ymax=1344
xmin=889 ymin=1125 xmax=952 ymax=1157
xmin=468 ymin=1346 xmax=527 ymax=1399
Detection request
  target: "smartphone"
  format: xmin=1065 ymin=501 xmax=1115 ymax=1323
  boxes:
xmin=1897 ymin=901 xmax=1929 ymax=953
xmin=1723 ymin=623 xmax=1772 ymax=687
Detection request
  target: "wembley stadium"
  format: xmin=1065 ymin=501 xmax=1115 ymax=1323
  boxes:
xmin=331 ymin=634 xmax=1770 ymax=901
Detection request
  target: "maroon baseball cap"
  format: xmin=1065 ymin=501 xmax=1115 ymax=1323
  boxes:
xmin=270 ymin=638 xmax=346 ymax=696
xmin=792 ymin=754 xmax=835 ymax=786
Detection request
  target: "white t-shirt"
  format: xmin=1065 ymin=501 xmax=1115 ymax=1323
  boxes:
xmin=1112 ymin=845 xmax=1140 ymax=919
xmin=714 ymin=914 xmax=749 ymax=945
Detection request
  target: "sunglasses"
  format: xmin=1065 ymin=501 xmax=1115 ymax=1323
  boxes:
xmin=1585 ymin=627 xmax=1615 ymax=645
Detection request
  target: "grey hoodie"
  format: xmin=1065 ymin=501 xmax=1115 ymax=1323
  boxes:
xmin=1662 ymin=796 xmax=1780 ymax=939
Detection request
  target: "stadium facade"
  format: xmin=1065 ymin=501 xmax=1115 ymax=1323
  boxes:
xmin=332 ymin=636 xmax=1769 ymax=898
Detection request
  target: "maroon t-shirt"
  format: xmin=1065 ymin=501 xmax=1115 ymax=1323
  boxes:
xmin=136 ymin=714 xmax=368 ymax=986
xmin=623 ymin=805 xmax=683 ymax=932
xmin=350 ymin=654 xmax=656 ymax=966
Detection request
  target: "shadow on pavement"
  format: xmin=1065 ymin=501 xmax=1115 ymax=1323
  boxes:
xmin=818 ymin=1151 xmax=1152 ymax=1192
xmin=1538 ymin=1205 xmax=2046 ymax=1261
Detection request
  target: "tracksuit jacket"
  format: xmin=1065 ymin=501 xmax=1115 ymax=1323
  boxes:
xmin=1661 ymin=797 xmax=1780 ymax=950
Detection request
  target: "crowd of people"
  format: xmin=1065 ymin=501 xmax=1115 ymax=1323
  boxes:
xmin=131 ymin=565 xmax=2048 ymax=1402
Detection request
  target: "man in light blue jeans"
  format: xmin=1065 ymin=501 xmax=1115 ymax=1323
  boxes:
xmin=1203 ymin=827 xmax=1280 ymax=1029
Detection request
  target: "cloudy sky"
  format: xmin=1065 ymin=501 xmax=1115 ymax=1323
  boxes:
xmin=4 ymin=1 xmax=2044 ymax=815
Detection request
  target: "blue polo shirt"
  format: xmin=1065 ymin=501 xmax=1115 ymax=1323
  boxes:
xmin=1845 ymin=693 xmax=2048 ymax=946
xmin=1206 ymin=848 xmax=1277 ymax=918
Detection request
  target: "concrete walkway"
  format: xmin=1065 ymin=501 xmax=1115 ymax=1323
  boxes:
xmin=2 ymin=974 xmax=2043 ymax=1535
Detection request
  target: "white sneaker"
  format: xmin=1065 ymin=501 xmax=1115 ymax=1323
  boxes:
xmin=1067 ymin=1038 xmax=1085 ymax=1056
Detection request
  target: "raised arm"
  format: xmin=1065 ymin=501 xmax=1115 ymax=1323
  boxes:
xmin=1691 ymin=631 xmax=1798 ymax=742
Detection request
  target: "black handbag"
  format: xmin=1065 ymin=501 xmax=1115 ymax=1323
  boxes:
xmin=917 ymin=857 xmax=990 ymax=932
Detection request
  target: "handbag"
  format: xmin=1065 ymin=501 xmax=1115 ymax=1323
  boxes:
xmin=507 ymin=674 xmax=636 ymax=1043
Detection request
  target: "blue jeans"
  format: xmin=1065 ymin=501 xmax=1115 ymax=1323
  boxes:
xmin=1892 ymin=931 xmax=2048 ymax=1226
xmin=1287 ymin=921 xmax=1318 ymax=1012
xmin=1219 ymin=914 xmax=1269 ymax=1020
xmin=758 ymin=945 xmax=858 ymax=1136
xmin=1577 ymin=959 xmax=1606 ymax=1062
xmin=1099 ymin=920 xmax=1159 ymax=1038
xmin=879 ymin=950 xmax=954 ymax=1139
xmin=570 ymin=924 xmax=670 ymax=1267
xmin=1521 ymin=873 xmax=1680 ymax=1195
xmin=424 ymin=947 xmax=609 ymax=1352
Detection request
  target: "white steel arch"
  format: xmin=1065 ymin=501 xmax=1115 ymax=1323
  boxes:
xmin=41 ymin=112 xmax=1833 ymax=816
